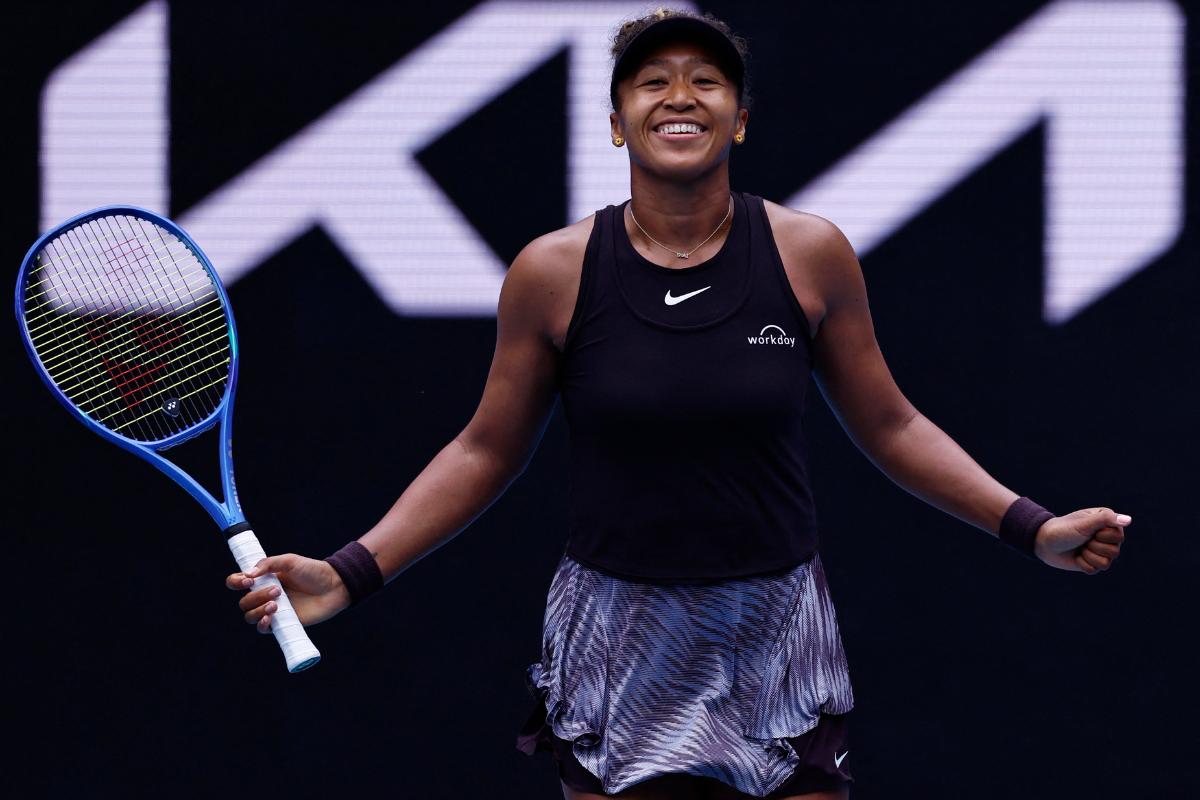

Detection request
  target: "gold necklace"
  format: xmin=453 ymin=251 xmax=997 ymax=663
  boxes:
xmin=629 ymin=195 xmax=732 ymax=259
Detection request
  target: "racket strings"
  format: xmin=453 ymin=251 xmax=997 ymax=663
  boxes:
xmin=33 ymin=226 xmax=210 ymax=439
xmin=27 ymin=223 xmax=212 ymax=314
xmin=130 ymin=215 xmax=231 ymax=431
xmin=67 ymin=215 xmax=226 ymax=438
xmin=32 ymin=232 xmax=185 ymax=434
xmin=49 ymin=311 xmax=228 ymax=402
xmin=37 ymin=236 xmax=220 ymax=440
xmin=33 ymin=296 xmax=223 ymax=378
xmin=22 ymin=214 xmax=232 ymax=443
xmin=23 ymin=262 xmax=213 ymax=332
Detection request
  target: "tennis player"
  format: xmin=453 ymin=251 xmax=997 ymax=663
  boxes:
xmin=227 ymin=9 xmax=1130 ymax=799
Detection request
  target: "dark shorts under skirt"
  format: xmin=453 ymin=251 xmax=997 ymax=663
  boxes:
xmin=515 ymin=549 xmax=855 ymax=797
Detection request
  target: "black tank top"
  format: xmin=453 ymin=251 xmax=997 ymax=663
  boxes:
xmin=557 ymin=191 xmax=820 ymax=582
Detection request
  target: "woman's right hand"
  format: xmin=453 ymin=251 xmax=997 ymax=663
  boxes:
xmin=225 ymin=554 xmax=352 ymax=633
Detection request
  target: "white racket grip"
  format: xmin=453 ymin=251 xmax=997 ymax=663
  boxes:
xmin=228 ymin=530 xmax=322 ymax=673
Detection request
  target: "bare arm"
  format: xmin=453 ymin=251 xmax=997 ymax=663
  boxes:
xmin=357 ymin=226 xmax=584 ymax=582
xmin=228 ymin=224 xmax=590 ymax=629
xmin=774 ymin=210 xmax=1019 ymax=538
xmin=770 ymin=211 xmax=1129 ymax=573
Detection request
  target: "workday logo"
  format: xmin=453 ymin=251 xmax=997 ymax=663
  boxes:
xmin=748 ymin=325 xmax=795 ymax=348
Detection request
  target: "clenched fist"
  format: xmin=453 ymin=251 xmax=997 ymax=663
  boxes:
xmin=1034 ymin=507 xmax=1130 ymax=574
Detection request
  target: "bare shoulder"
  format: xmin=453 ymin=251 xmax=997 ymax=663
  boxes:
xmin=511 ymin=214 xmax=594 ymax=279
xmin=500 ymin=214 xmax=595 ymax=351
xmin=760 ymin=200 xmax=863 ymax=337
xmin=762 ymin=200 xmax=866 ymax=323
xmin=761 ymin=200 xmax=857 ymax=270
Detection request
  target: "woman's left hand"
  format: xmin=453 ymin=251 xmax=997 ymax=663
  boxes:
xmin=1033 ymin=507 xmax=1130 ymax=573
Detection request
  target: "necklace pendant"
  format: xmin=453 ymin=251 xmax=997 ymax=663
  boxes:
xmin=676 ymin=252 xmax=688 ymax=259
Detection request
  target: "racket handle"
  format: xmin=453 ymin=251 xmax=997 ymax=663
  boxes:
xmin=227 ymin=530 xmax=322 ymax=673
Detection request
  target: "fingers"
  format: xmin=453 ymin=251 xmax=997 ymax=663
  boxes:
xmin=225 ymin=569 xmax=278 ymax=633
xmin=237 ymin=581 xmax=282 ymax=633
xmin=1084 ymin=539 xmax=1120 ymax=559
xmin=1075 ymin=548 xmax=1112 ymax=575
xmin=243 ymin=598 xmax=276 ymax=623
xmin=245 ymin=596 xmax=280 ymax=634
xmin=1088 ymin=507 xmax=1132 ymax=529
xmin=1080 ymin=525 xmax=1123 ymax=575
xmin=225 ymin=554 xmax=298 ymax=634
xmin=243 ymin=553 xmax=299 ymax=580
xmin=239 ymin=581 xmax=281 ymax=610
xmin=225 ymin=570 xmax=261 ymax=590
xmin=224 ymin=557 xmax=277 ymax=589
xmin=235 ymin=580 xmax=278 ymax=633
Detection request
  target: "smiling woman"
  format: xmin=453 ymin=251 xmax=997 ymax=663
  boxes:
xmin=516 ymin=11 xmax=861 ymax=799
xmin=224 ymin=5 xmax=1130 ymax=800
xmin=608 ymin=12 xmax=749 ymax=197
xmin=504 ymin=8 xmax=1126 ymax=800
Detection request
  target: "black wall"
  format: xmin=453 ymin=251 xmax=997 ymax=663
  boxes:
xmin=5 ymin=2 xmax=1197 ymax=797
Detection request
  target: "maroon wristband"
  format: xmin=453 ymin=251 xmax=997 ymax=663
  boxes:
xmin=998 ymin=496 xmax=1055 ymax=560
xmin=324 ymin=541 xmax=383 ymax=606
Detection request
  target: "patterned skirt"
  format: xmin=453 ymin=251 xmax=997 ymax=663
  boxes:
xmin=515 ymin=548 xmax=855 ymax=797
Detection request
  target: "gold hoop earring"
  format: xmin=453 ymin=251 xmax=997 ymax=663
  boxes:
xmin=734 ymin=132 xmax=746 ymax=144
xmin=612 ymin=136 xmax=625 ymax=147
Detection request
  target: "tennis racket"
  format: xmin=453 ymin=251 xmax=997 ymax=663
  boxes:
xmin=15 ymin=205 xmax=321 ymax=673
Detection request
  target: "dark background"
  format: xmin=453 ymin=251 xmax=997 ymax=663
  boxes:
xmin=4 ymin=1 xmax=1197 ymax=797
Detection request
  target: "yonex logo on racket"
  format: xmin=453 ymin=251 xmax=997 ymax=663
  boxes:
xmin=747 ymin=324 xmax=795 ymax=347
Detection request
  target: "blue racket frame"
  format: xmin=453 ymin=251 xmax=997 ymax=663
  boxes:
xmin=16 ymin=205 xmax=245 ymax=530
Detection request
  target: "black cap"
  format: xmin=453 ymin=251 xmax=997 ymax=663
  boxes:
xmin=610 ymin=14 xmax=746 ymax=110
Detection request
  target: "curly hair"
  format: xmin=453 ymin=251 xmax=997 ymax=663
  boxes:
xmin=609 ymin=7 xmax=752 ymax=110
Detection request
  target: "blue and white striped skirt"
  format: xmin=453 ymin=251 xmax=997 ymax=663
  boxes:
xmin=517 ymin=548 xmax=855 ymax=797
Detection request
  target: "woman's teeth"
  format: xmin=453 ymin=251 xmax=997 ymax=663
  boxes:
xmin=656 ymin=123 xmax=704 ymax=134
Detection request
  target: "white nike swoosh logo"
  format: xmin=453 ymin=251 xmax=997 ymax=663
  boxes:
xmin=835 ymin=750 xmax=849 ymax=768
xmin=664 ymin=286 xmax=712 ymax=306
